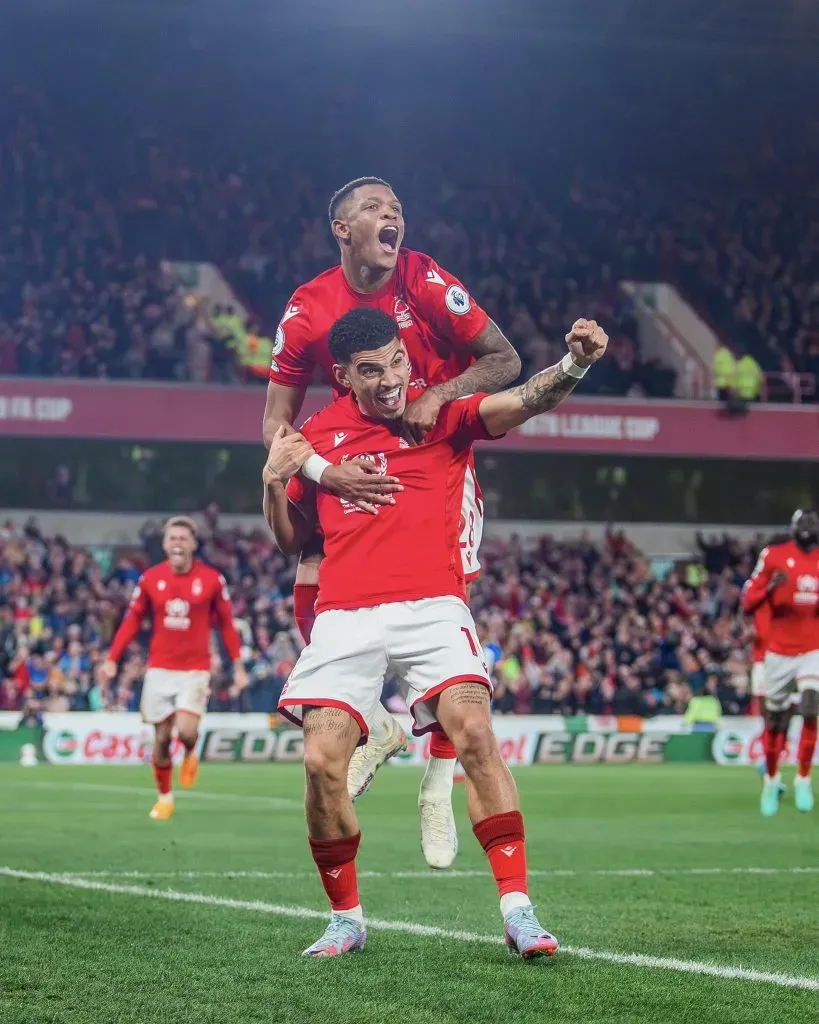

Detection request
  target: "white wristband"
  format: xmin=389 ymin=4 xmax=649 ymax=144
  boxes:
xmin=302 ymin=453 xmax=332 ymax=484
xmin=561 ymin=352 xmax=589 ymax=379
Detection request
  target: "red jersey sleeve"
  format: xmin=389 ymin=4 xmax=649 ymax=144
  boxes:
xmin=743 ymin=547 xmax=773 ymax=614
xmin=431 ymin=393 xmax=494 ymax=447
xmin=108 ymin=575 xmax=150 ymax=663
xmin=269 ymin=290 xmax=315 ymax=388
xmin=212 ymin=573 xmax=241 ymax=662
xmin=286 ymin=474 xmax=317 ymax=512
xmin=409 ymin=254 xmax=489 ymax=350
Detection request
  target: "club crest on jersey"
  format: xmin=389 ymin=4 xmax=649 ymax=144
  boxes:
xmin=339 ymin=453 xmax=389 ymax=514
xmin=394 ymin=297 xmax=413 ymax=329
xmin=445 ymin=284 xmax=471 ymax=315
xmin=192 ymin=578 xmax=203 ymax=597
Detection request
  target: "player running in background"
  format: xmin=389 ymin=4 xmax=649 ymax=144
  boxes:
xmin=262 ymin=307 xmax=607 ymax=958
xmin=100 ymin=517 xmax=247 ymax=820
xmin=742 ymin=509 xmax=819 ymax=816
xmin=262 ymin=176 xmax=521 ymax=868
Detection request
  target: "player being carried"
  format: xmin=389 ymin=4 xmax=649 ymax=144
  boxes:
xmin=100 ymin=517 xmax=247 ymax=820
xmin=262 ymin=306 xmax=607 ymax=958
xmin=743 ymin=510 xmax=819 ymax=816
xmin=262 ymin=176 xmax=522 ymax=869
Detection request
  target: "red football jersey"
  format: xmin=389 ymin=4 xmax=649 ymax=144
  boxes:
xmin=108 ymin=560 xmax=241 ymax=671
xmin=751 ymin=602 xmax=771 ymax=664
xmin=269 ymin=248 xmax=489 ymax=395
xmin=286 ymin=391 xmax=491 ymax=613
xmin=743 ymin=540 xmax=819 ymax=657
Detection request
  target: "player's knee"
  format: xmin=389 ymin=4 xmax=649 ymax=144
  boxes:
xmin=450 ymin=713 xmax=495 ymax=765
xmin=303 ymin=741 xmax=346 ymax=790
xmin=177 ymin=727 xmax=198 ymax=750
xmin=800 ymin=687 xmax=819 ymax=720
xmin=768 ymin=708 xmax=790 ymax=734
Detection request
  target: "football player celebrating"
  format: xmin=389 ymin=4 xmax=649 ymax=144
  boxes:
xmin=263 ymin=307 xmax=607 ymax=958
xmin=262 ymin=177 xmax=522 ymax=868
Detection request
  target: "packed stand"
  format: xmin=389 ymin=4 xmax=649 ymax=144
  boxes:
xmin=0 ymin=86 xmax=669 ymax=396
xmin=1 ymin=516 xmax=762 ymax=721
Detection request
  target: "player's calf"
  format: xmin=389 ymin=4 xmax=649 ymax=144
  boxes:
xmin=302 ymin=706 xmax=366 ymax=954
xmin=150 ymin=718 xmax=175 ymax=820
xmin=435 ymin=683 xmax=558 ymax=959
xmin=176 ymin=711 xmax=201 ymax=790
xmin=795 ymin=688 xmax=818 ymax=812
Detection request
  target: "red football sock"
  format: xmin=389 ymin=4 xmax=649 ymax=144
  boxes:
xmin=473 ymin=811 xmax=528 ymax=898
xmin=152 ymin=760 xmax=172 ymax=796
xmin=797 ymin=720 xmax=817 ymax=779
xmin=429 ymin=733 xmax=457 ymax=760
xmin=294 ymin=583 xmax=318 ymax=644
xmin=764 ymin=728 xmax=783 ymax=778
xmin=309 ymin=833 xmax=361 ymax=912
xmin=760 ymin=720 xmax=770 ymax=766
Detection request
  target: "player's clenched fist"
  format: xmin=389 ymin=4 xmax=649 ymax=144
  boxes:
xmin=565 ymin=319 xmax=608 ymax=368
xmin=263 ymin=426 xmax=314 ymax=485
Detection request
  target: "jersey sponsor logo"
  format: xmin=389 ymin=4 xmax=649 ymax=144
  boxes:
xmin=164 ymin=597 xmax=191 ymax=631
xmin=333 ymin=432 xmax=348 ymax=448
xmin=426 ymin=268 xmax=446 ymax=286
xmin=394 ymin=297 xmax=413 ymax=329
xmin=445 ymin=284 xmax=471 ymax=315
xmin=339 ymin=452 xmax=388 ymax=514
xmin=795 ymin=574 xmax=819 ymax=604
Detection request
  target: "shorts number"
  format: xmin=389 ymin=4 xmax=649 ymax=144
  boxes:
xmin=467 ymin=511 xmax=475 ymax=549
xmin=460 ymin=626 xmax=479 ymax=657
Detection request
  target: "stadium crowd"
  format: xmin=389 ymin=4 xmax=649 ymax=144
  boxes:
xmin=0 ymin=515 xmax=758 ymax=721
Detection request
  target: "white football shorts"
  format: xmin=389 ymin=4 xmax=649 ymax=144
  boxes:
xmin=762 ymin=650 xmax=819 ymax=711
xmin=278 ymin=596 xmax=491 ymax=737
xmin=140 ymin=668 xmax=211 ymax=724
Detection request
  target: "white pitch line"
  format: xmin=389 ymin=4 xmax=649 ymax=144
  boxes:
xmin=1 ymin=867 xmax=816 ymax=992
xmin=6 ymin=780 xmax=301 ymax=810
xmin=67 ymin=865 xmax=819 ymax=881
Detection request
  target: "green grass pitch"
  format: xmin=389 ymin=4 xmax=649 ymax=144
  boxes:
xmin=1 ymin=763 xmax=817 ymax=1024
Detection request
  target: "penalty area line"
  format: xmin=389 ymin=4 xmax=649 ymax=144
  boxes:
xmin=1 ymin=867 xmax=817 ymax=992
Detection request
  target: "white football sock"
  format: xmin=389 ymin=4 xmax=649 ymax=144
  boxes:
xmin=420 ymin=754 xmax=456 ymax=799
xmin=338 ymin=904 xmax=364 ymax=925
xmin=500 ymin=891 xmax=532 ymax=917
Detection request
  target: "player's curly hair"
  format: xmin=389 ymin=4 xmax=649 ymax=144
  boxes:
xmin=328 ymin=176 xmax=392 ymax=223
xmin=328 ymin=308 xmax=400 ymax=365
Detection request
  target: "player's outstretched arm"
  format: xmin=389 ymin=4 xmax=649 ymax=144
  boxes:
xmin=478 ymin=319 xmax=608 ymax=437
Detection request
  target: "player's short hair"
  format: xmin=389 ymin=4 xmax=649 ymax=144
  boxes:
xmin=328 ymin=308 xmax=400 ymax=365
xmin=163 ymin=515 xmax=198 ymax=538
xmin=328 ymin=177 xmax=392 ymax=223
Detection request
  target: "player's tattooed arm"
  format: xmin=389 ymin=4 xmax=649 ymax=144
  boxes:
xmin=478 ymin=319 xmax=608 ymax=437
xmin=431 ymin=321 xmax=521 ymax=404
xmin=403 ymin=321 xmax=520 ymax=442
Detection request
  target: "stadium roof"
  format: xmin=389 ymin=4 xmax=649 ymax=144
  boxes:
xmin=13 ymin=0 xmax=819 ymax=56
